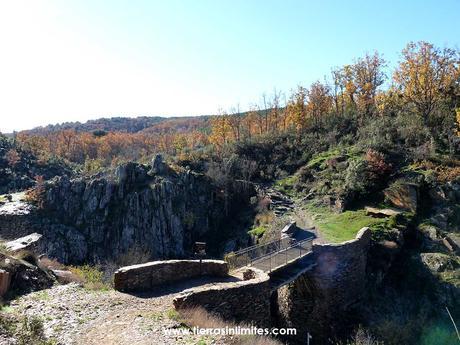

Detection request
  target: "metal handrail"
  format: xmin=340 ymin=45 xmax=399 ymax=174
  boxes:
xmin=259 ymin=238 xmax=313 ymax=269
xmin=231 ymin=236 xmax=291 ymax=256
xmin=225 ymin=236 xmax=313 ymax=271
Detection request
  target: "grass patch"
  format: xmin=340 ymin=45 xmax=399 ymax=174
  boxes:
xmin=68 ymin=265 xmax=111 ymax=291
xmin=307 ymin=148 xmax=342 ymax=168
xmin=305 ymin=203 xmax=387 ymax=243
xmin=166 ymin=308 xmax=181 ymax=321
xmin=307 ymin=146 xmax=362 ymax=170
xmin=31 ymin=290 xmax=50 ymax=302
xmin=0 ymin=305 xmax=14 ymax=313
xmin=273 ymin=175 xmax=298 ymax=196
xmin=148 ymin=311 xmax=165 ymax=322
xmin=16 ymin=316 xmax=57 ymax=345
xmin=248 ymin=225 xmax=267 ymax=238
xmin=439 ymin=269 xmax=460 ymax=287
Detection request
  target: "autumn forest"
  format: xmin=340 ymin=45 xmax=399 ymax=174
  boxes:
xmin=5 ymin=41 xmax=457 ymax=179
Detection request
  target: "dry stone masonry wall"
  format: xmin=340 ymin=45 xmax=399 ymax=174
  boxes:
xmin=173 ymin=267 xmax=271 ymax=327
xmin=113 ymin=259 xmax=228 ymax=292
xmin=274 ymin=227 xmax=372 ymax=344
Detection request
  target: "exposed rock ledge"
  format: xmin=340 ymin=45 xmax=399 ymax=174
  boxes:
xmin=0 ymin=160 xmax=256 ymax=264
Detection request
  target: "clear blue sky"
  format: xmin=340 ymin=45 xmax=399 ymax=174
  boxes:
xmin=0 ymin=0 xmax=459 ymax=132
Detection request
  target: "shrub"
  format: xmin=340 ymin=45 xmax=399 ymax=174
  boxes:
xmin=69 ymin=265 xmax=109 ymax=290
xmin=336 ymin=327 xmax=383 ymax=345
xmin=255 ymin=211 xmax=274 ymax=227
xmin=175 ymin=307 xmax=282 ymax=345
xmin=365 ymin=149 xmax=392 ymax=179
xmin=0 ymin=310 xmax=15 ymax=338
xmin=17 ymin=316 xmax=56 ymax=345
xmin=24 ymin=175 xmax=46 ymax=207
xmin=343 ymin=159 xmax=369 ymax=197
xmin=248 ymin=225 xmax=267 ymax=238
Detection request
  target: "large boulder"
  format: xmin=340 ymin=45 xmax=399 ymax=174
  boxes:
xmin=5 ymin=233 xmax=42 ymax=253
xmin=384 ymin=182 xmax=419 ymax=212
xmin=0 ymin=253 xmax=55 ymax=296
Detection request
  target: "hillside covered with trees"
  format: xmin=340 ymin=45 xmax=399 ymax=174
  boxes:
xmin=8 ymin=41 xmax=459 ymax=179
xmin=1 ymin=41 xmax=460 ymax=345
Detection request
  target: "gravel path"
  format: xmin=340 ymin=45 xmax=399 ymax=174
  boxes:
xmin=4 ymin=281 xmax=236 ymax=345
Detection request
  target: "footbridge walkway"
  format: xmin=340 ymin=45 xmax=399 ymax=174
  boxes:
xmin=224 ymin=225 xmax=317 ymax=290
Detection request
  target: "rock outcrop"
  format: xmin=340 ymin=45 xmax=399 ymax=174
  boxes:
xmin=0 ymin=161 xmax=255 ymax=264
xmin=0 ymin=253 xmax=55 ymax=297
xmin=384 ymin=181 xmax=419 ymax=212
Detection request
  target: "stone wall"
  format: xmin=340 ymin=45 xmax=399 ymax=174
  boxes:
xmin=173 ymin=267 xmax=271 ymax=327
xmin=273 ymin=227 xmax=372 ymax=344
xmin=114 ymin=259 xmax=228 ymax=292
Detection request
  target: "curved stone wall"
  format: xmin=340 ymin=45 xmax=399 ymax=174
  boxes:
xmin=273 ymin=227 xmax=372 ymax=344
xmin=173 ymin=267 xmax=271 ymax=326
xmin=114 ymin=259 xmax=228 ymax=292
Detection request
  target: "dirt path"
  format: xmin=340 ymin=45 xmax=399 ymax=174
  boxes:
xmin=6 ymin=279 xmax=236 ymax=345
xmin=263 ymin=185 xmax=325 ymax=244
xmin=290 ymin=207 xmax=325 ymax=244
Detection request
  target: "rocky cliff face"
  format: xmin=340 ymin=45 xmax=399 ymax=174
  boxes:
xmin=1 ymin=158 xmax=255 ymax=264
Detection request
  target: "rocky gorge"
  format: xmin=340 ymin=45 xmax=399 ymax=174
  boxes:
xmin=0 ymin=156 xmax=256 ymax=265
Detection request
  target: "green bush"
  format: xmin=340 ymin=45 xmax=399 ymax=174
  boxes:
xmin=248 ymin=225 xmax=267 ymax=238
xmin=69 ymin=265 xmax=110 ymax=290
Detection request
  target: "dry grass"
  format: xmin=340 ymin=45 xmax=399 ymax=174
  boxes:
xmin=412 ymin=160 xmax=460 ymax=182
xmin=255 ymin=211 xmax=275 ymax=226
xmin=38 ymin=257 xmax=65 ymax=271
xmin=38 ymin=257 xmax=107 ymax=289
xmin=177 ymin=307 xmax=282 ymax=345
xmin=68 ymin=265 xmax=109 ymax=290
xmin=340 ymin=327 xmax=383 ymax=345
